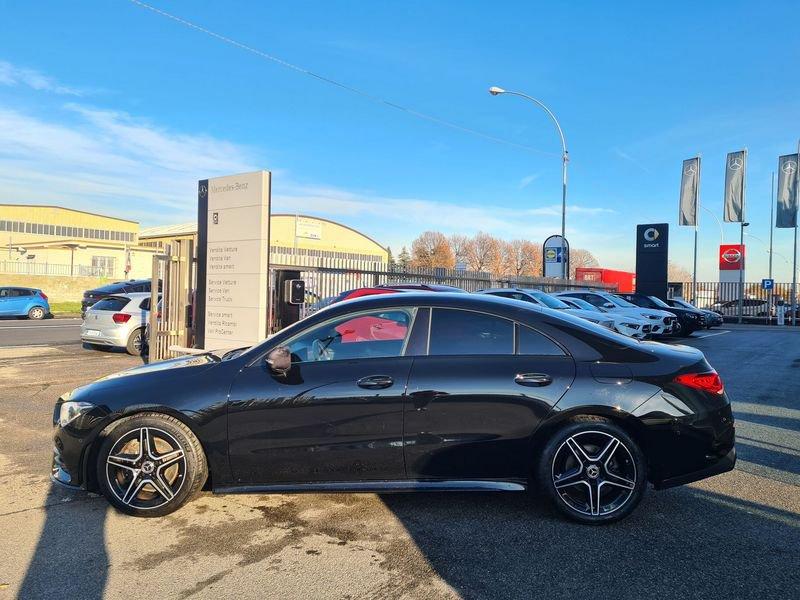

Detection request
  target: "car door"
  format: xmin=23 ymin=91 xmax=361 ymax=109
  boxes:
xmin=0 ymin=288 xmax=10 ymax=315
xmin=404 ymin=308 xmax=576 ymax=482
xmin=227 ymin=307 xmax=417 ymax=485
xmin=6 ymin=288 xmax=29 ymax=315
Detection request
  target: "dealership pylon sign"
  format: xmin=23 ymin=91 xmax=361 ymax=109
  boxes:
xmin=718 ymin=243 xmax=745 ymax=301
xmin=195 ymin=170 xmax=271 ymax=350
xmin=543 ymin=235 xmax=569 ymax=278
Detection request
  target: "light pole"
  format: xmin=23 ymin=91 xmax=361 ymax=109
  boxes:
xmin=489 ymin=86 xmax=569 ymax=279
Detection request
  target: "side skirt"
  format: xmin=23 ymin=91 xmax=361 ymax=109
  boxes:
xmin=216 ymin=480 xmax=527 ymax=495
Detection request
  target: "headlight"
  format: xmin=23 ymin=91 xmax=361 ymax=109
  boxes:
xmin=621 ymin=323 xmax=640 ymax=329
xmin=687 ymin=313 xmax=699 ymax=319
xmin=58 ymin=401 xmax=94 ymax=428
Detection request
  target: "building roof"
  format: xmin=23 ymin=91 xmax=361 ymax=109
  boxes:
xmin=0 ymin=203 xmax=139 ymax=225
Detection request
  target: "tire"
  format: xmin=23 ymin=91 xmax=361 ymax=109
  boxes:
xmin=96 ymin=413 xmax=207 ymax=517
xmin=537 ymin=416 xmax=647 ymax=525
xmin=27 ymin=306 xmax=46 ymax=320
xmin=126 ymin=328 xmax=145 ymax=355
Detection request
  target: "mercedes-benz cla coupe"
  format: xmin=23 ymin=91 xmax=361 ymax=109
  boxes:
xmin=51 ymin=293 xmax=735 ymax=524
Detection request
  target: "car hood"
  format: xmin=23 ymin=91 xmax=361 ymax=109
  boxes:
xmin=611 ymin=307 xmax=674 ymax=319
xmin=562 ymin=308 xmax=609 ymax=321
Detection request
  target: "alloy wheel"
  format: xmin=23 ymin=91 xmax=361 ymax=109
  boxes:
xmin=551 ymin=430 xmax=637 ymax=517
xmin=29 ymin=307 xmax=44 ymax=319
xmin=105 ymin=427 xmax=187 ymax=510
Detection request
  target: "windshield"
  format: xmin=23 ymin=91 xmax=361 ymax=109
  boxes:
xmin=648 ymin=296 xmax=671 ymax=309
xmin=602 ymin=293 xmax=637 ymax=308
xmin=566 ymin=297 xmax=599 ymax=311
xmin=530 ymin=291 xmax=570 ymax=309
xmin=673 ymin=299 xmax=694 ymax=309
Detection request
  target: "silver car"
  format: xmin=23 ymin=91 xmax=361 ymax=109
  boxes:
xmin=81 ymin=292 xmax=157 ymax=355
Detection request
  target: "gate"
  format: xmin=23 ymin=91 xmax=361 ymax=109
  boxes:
xmin=148 ymin=239 xmax=195 ymax=362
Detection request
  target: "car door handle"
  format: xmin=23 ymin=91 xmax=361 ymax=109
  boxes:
xmin=515 ymin=373 xmax=552 ymax=387
xmin=357 ymin=375 xmax=394 ymax=390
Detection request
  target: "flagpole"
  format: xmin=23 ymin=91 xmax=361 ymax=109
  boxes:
xmin=792 ymin=140 xmax=799 ymax=326
xmin=693 ymin=155 xmax=701 ymax=303
xmin=769 ymin=171 xmax=775 ymax=324
xmin=737 ymin=149 xmax=748 ymax=324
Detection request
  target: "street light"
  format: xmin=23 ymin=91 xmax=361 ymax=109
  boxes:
xmin=489 ymin=86 xmax=569 ymax=279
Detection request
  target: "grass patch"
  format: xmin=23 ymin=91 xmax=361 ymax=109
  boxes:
xmin=49 ymin=301 xmax=82 ymax=316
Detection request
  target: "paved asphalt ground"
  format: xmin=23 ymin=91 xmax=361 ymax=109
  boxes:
xmin=0 ymin=327 xmax=798 ymax=599
xmin=0 ymin=318 xmax=82 ymax=347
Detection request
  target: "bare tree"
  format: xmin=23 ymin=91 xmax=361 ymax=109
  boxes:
xmin=410 ymin=231 xmax=455 ymax=268
xmin=668 ymin=261 xmax=692 ymax=283
xmin=448 ymin=234 xmax=470 ymax=267
xmin=465 ymin=232 xmax=501 ymax=273
xmin=568 ymin=248 xmax=600 ymax=278
xmin=504 ymin=240 xmax=542 ymax=277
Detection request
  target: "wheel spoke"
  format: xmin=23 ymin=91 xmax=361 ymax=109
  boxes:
xmin=121 ymin=472 xmax=145 ymax=505
xmin=603 ymin=470 xmax=636 ymax=490
xmin=588 ymin=479 xmax=602 ymax=516
xmin=140 ymin=427 xmax=154 ymax=459
xmin=594 ymin=437 xmax=620 ymax=464
xmin=565 ymin=437 xmax=589 ymax=465
xmin=156 ymin=448 xmax=184 ymax=468
xmin=107 ymin=454 xmax=138 ymax=471
xmin=553 ymin=467 xmax=584 ymax=489
xmin=148 ymin=473 xmax=175 ymax=501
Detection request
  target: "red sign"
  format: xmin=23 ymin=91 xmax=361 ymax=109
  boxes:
xmin=719 ymin=244 xmax=745 ymax=271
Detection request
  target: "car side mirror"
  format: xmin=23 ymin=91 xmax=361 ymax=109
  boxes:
xmin=266 ymin=346 xmax=291 ymax=375
xmin=603 ymin=302 xmax=615 ymax=309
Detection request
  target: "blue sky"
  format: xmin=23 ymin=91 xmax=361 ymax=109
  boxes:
xmin=1 ymin=0 xmax=798 ymax=280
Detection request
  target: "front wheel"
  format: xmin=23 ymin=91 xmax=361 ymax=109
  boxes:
xmin=537 ymin=416 xmax=647 ymax=525
xmin=28 ymin=306 xmax=46 ymax=320
xmin=96 ymin=414 xmax=207 ymax=517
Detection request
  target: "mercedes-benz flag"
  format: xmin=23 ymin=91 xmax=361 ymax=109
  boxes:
xmin=679 ymin=157 xmax=699 ymax=226
xmin=723 ymin=150 xmax=746 ymax=222
xmin=776 ymin=153 xmax=799 ymax=228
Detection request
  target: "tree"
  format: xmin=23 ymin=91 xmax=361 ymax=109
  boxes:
xmin=448 ymin=234 xmax=470 ymax=268
xmin=397 ymin=246 xmax=411 ymax=270
xmin=386 ymin=246 xmax=396 ymax=270
xmin=568 ymin=248 xmax=599 ymax=279
xmin=465 ymin=232 xmax=500 ymax=273
xmin=503 ymin=240 xmax=542 ymax=277
xmin=410 ymin=231 xmax=455 ymax=269
xmin=668 ymin=261 xmax=692 ymax=283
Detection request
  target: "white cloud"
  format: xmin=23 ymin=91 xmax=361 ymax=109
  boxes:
xmin=0 ymin=60 xmax=84 ymax=96
xmin=519 ymin=173 xmax=540 ymax=189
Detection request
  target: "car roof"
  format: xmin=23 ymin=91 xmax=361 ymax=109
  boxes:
xmin=102 ymin=292 xmax=157 ymax=300
xmin=0 ymin=286 xmax=39 ymax=290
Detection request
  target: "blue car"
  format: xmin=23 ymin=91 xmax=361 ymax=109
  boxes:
xmin=0 ymin=286 xmax=50 ymax=319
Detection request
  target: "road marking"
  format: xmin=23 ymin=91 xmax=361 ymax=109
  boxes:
xmin=0 ymin=324 xmax=81 ymax=330
xmin=691 ymin=330 xmax=731 ymax=339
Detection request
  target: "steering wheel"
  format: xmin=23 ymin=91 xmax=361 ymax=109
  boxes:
xmin=311 ymin=338 xmax=334 ymax=361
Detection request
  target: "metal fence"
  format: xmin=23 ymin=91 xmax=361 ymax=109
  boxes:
xmin=289 ymin=258 xmax=616 ymax=319
xmin=0 ymin=260 xmax=115 ymax=278
xmin=670 ymin=281 xmax=799 ymax=324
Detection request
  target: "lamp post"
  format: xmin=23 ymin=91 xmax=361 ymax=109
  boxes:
xmin=489 ymin=86 xmax=569 ymax=279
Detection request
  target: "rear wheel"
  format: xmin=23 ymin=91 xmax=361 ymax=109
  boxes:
xmin=538 ymin=416 xmax=646 ymax=525
xmin=28 ymin=306 xmax=46 ymax=320
xmin=96 ymin=414 xmax=207 ymax=517
xmin=126 ymin=328 xmax=144 ymax=355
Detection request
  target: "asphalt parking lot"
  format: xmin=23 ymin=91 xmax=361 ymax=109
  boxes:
xmin=1 ymin=327 xmax=798 ymax=599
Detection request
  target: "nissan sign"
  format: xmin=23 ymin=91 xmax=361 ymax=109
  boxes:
xmin=719 ymin=244 xmax=745 ymax=271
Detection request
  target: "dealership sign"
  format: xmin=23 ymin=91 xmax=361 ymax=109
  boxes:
xmin=719 ymin=244 xmax=745 ymax=271
xmin=195 ymin=170 xmax=271 ymax=350
xmin=543 ymin=235 xmax=569 ymax=278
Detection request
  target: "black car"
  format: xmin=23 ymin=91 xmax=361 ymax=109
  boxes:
xmin=615 ymin=293 xmax=704 ymax=337
xmin=51 ymin=293 xmax=735 ymax=524
xmin=667 ymin=298 xmax=722 ymax=329
xmin=81 ymin=279 xmax=161 ymax=318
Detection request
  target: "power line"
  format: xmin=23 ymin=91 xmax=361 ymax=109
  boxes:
xmin=126 ymin=0 xmax=557 ymax=156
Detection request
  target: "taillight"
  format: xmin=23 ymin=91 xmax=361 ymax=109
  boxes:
xmin=112 ymin=313 xmax=131 ymax=324
xmin=674 ymin=371 xmax=724 ymax=395
xmin=39 ymin=292 xmax=48 ymax=301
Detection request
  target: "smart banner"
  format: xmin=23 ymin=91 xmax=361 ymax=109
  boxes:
xmin=635 ymin=223 xmax=669 ymax=299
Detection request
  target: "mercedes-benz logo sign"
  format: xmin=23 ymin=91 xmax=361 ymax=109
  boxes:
xmin=728 ymin=157 xmax=743 ymax=170
xmin=198 ymin=183 xmax=208 ymax=195
xmin=684 ymin=164 xmax=696 ymax=176
xmin=722 ymin=248 xmax=742 ymax=263
xmin=643 ymin=228 xmax=660 ymax=242
xmin=783 ymin=160 xmax=798 ymax=175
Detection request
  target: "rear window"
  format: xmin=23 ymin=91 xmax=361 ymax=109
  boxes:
xmin=429 ymin=308 xmax=513 ymax=356
xmin=92 ymin=296 xmax=130 ymax=311
xmin=517 ymin=325 xmax=565 ymax=356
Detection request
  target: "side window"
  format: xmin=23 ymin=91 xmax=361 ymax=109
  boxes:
xmin=517 ymin=325 xmax=565 ymax=356
xmin=139 ymin=298 xmax=151 ymax=311
xmin=286 ymin=309 xmax=413 ymax=363
xmin=0 ymin=288 xmax=8 ymax=297
xmin=14 ymin=289 xmax=33 ymax=296
xmin=429 ymin=308 xmax=513 ymax=356
xmin=581 ymin=294 xmax=606 ymax=308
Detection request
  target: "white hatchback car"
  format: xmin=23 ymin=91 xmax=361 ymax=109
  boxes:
xmin=81 ymin=292 xmax=158 ymax=355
